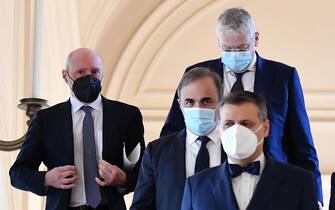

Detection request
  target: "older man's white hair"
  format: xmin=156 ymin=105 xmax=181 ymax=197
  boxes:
xmin=216 ymin=7 xmax=256 ymax=41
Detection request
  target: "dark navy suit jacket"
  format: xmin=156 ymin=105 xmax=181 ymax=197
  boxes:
xmin=181 ymin=159 xmax=318 ymax=210
xmin=9 ymin=97 xmax=145 ymax=210
xmin=130 ymin=129 xmax=226 ymax=210
xmin=160 ymin=53 xmax=323 ymax=202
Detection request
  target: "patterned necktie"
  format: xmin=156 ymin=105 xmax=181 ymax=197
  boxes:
xmin=228 ymin=161 xmax=260 ymax=178
xmin=231 ymin=71 xmax=248 ymax=92
xmin=194 ymin=136 xmax=211 ymax=173
xmin=81 ymin=106 xmax=102 ymax=208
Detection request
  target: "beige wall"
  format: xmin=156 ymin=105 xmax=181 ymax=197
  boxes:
xmin=1 ymin=0 xmax=334 ymax=209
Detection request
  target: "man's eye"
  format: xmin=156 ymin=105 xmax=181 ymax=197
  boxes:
xmin=185 ymin=100 xmax=193 ymax=105
xmin=203 ymin=100 xmax=211 ymax=105
xmin=91 ymin=69 xmax=100 ymax=75
xmin=223 ymin=122 xmax=234 ymax=128
xmin=223 ymin=49 xmax=233 ymax=52
xmin=241 ymin=122 xmax=252 ymax=128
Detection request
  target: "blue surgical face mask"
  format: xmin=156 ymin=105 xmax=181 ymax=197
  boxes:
xmin=221 ymin=51 xmax=252 ymax=73
xmin=183 ymin=108 xmax=217 ymax=136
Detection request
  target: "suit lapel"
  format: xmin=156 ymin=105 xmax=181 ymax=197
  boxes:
xmin=211 ymin=58 xmax=224 ymax=79
xmin=59 ymin=100 xmax=74 ymax=164
xmin=254 ymin=53 xmax=274 ymax=98
xmin=209 ymin=161 xmax=239 ymax=210
xmin=171 ymin=129 xmax=187 ymax=194
xmin=221 ymin=146 xmax=227 ymax=163
xmin=101 ymin=97 xmax=122 ymax=163
xmin=247 ymin=159 xmax=286 ymax=210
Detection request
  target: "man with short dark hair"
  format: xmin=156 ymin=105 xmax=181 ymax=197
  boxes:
xmin=130 ymin=67 xmax=225 ymax=210
xmin=181 ymin=91 xmax=318 ymax=210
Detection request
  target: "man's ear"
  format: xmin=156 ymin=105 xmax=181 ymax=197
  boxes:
xmin=62 ymin=69 xmax=69 ymax=84
xmin=177 ymin=98 xmax=183 ymax=112
xmin=254 ymin=32 xmax=260 ymax=47
xmin=217 ymin=38 xmax=222 ymax=49
xmin=217 ymin=110 xmax=221 ymax=122
xmin=263 ymin=119 xmax=270 ymax=137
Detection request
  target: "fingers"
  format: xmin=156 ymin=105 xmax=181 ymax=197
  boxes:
xmin=99 ymin=160 xmax=114 ymax=172
xmin=59 ymin=165 xmax=76 ymax=172
xmin=60 ymin=176 xmax=77 ymax=189
xmin=45 ymin=165 xmax=78 ymax=189
xmin=60 ymin=183 xmax=76 ymax=189
xmin=97 ymin=160 xmax=126 ymax=186
xmin=98 ymin=167 xmax=114 ymax=186
xmin=99 ymin=160 xmax=123 ymax=174
xmin=59 ymin=166 xmax=77 ymax=187
xmin=63 ymin=175 xmax=78 ymax=185
xmin=98 ymin=160 xmax=115 ymax=180
xmin=62 ymin=169 xmax=76 ymax=178
xmin=99 ymin=163 xmax=113 ymax=178
xmin=96 ymin=177 xmax=106 ymax=186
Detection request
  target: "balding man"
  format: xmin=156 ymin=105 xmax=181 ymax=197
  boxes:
xmin=10 ymin=48 xmax=145 ymax=210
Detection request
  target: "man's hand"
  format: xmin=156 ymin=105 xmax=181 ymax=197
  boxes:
xmin=45 ymin=165 xmax=77 ymax=189
xmin=95 ymin=160 xmax=126 ymax=187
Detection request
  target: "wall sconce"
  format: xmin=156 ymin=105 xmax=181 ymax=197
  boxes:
xmin=0 ymin=98 xmax=48 ymax=151
xmin=0 ymin=0 xmax=48 ymax=151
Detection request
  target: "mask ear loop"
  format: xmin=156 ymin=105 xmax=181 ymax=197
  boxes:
xmin=66 ymin=71 xmax=75 ymax=91
xmin=253 ymin=123 xmax=263 ymax=132
xmin=253 ymin=123 xmax=264 ymax=146
xmin=67 ymin=71 xmax=75 ymax=82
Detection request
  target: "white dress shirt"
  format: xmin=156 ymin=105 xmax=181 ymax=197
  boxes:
xmin=69 ymin=95 xmax=103 ymax=207
xmin=223 ymin=52 xmax=257 ymax=96
xmin=185 ymin=126 xmax=222 ymax=177
xmin=228 ymin=153 xmax=265 ymax=210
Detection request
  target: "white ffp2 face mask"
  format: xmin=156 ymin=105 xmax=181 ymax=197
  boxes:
xmin=220 ymin=123 xmax=263 ymax=160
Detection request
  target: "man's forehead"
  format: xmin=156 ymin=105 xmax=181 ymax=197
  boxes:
xmin=220 ymin=30 xmax=250 ymax=41
xmin=71 ymin=54 xmax=102 ymax=68
xmin=182 ymin=96 xmax=213 ymax=101
xmin=180 ymin=81 xmax=218 ymax=99
xmin=220 ymin=102 xmax=259 ymax=118
xmin=72 ymin=52 xmax=99 ymax=62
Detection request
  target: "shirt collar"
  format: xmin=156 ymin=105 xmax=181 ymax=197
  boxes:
xmin=225 ymin=51 xmax=257 ymax=73
xmin=186 ymin=125 xmax=220 ymax=146
xmin=70 ymin=95 xmax=103 ymax=114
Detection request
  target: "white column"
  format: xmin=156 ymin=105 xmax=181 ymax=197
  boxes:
xmin=30 ymin=0 xmax=43 ymax=98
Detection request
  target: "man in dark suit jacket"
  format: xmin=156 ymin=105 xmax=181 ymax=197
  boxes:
xmin=9 ymin=48 xmax=145 ymax=210
xmin=130 ymin=68 xmax=226 ymax=210
xmin=181 ymin=91 xmax=318 ymax=210
xmin=161 ymin=7 xmax=323 ymax=203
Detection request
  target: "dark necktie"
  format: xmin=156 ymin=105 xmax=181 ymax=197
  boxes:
xmin=228 ymin=161 xmax=260 ymax=178
xmin=194 ymin=136 xmax=211 ymax=173
xmin=81 ymin=106 xmax=102 ymax=208
xmin=231 ymin=71 xmax=248 ymax=92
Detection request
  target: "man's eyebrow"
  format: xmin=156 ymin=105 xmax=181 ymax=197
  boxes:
xmin=200 ymin=97 xmax=214 ymax=101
